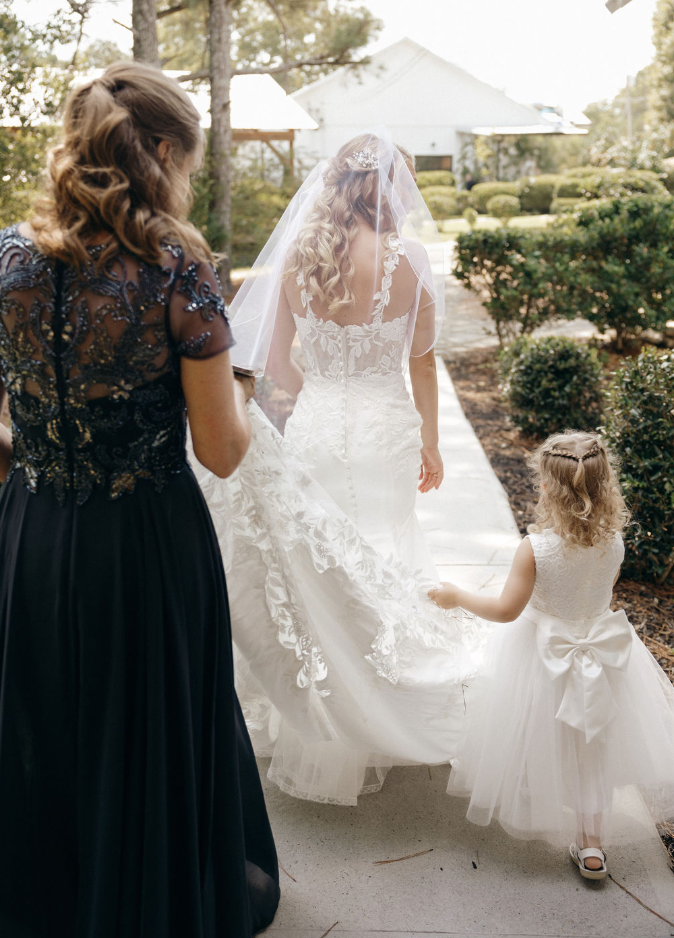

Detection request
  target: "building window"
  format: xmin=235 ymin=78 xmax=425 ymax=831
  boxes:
xmin=415 ymin=155 xmax=453 ymax=171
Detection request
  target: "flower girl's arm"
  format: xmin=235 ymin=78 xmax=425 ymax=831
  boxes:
xmin=429 ymin=538 xmax=536 ymax=622
xmin=0 ymin=376 xmax=12 ymax=482
xmin=265 ymin=286 xmax=304 ymax=398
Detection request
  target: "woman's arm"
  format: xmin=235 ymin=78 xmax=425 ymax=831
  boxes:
xmin=265 ymin=284 xmax=303 ymax=398
xmin=409 ymin=348 xmax=443 ymax=493
xmin=0 ymin=373 xmax=12 ymax=482
xmin=182 ymin=349 xmax=252 ymax=478
xmin=429 ymin=538 xmax=536 ymax=622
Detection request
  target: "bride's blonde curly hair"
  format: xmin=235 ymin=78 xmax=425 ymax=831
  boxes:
xmin=31 ymin=61 xmax=212 ymax=268
xmin=284 ymin=134 xmax=414 ymax=316
xmin=528 ymin=430 xmax=629 ymax=548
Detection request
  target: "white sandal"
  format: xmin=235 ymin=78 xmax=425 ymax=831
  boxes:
xmin=569 ymin=842 xmax=608 ymax=880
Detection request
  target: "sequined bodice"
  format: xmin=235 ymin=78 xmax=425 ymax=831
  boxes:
xmin=292 ymin=237 xmax=410 ymax=381
xmin=0 ymin=226 xmax=232 ymax=504
xmin=528 ymin=530 xmax=624 ymax=620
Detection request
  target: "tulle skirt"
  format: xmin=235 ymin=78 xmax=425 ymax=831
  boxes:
xmin=447 ymin=611 xmax=674 ymax=845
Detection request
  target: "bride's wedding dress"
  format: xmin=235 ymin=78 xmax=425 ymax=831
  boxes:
xmin=194 ymin=237 xmax=484 ymax=805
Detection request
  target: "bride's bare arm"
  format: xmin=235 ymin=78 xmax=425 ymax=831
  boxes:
xmin=409 ymin=348 xmax=443 ymax=493
xmin=0 ymin=374 xmax=12 ymax=482
xmin=265 ymin=285 xmax=304 ymax=398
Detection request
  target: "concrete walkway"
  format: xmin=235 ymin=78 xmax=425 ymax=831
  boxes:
xmin=258 ymin=359 xmax=674 ymax=938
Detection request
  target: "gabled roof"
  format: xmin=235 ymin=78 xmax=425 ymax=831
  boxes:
xmin=292 ymin=38 xmax=586 ymax=135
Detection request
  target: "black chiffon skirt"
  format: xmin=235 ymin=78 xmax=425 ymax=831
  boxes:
xmin=0 ymin=467 xmax=279 ymax=938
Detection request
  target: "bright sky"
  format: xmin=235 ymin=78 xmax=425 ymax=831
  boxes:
xmin=23 ymin=0 xmax=660 ymax=114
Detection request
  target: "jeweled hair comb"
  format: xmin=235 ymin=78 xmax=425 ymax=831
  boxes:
xmin=351 ymin=147 xmax=379 ymax=170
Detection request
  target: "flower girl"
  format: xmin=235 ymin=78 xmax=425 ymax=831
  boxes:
xmin=430 ymin=431 xmax=674 ymax=880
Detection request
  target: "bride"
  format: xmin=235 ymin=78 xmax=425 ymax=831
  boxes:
xmin=195 ymin=130 xmax=482 ymax=804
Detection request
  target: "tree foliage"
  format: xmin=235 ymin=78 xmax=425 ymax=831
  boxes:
xmin=0 ymin=0 xmax=80 ymax=226
xmin=158 ymin=0 xmax=382 ymax=90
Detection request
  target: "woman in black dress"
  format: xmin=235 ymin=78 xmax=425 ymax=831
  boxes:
xmin=0 ymin=61 xmax=279 ymax=937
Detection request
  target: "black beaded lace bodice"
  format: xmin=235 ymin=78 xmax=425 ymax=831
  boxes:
xmin=0 ymin=225 xmax=233 ymax=504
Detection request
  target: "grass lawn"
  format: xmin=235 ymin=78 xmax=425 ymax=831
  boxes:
xmin=437 ymin=214 xmax=554 ymax=240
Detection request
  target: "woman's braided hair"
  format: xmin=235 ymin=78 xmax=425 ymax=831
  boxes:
xmin=528 ymin=430 xmax=629 ymax=548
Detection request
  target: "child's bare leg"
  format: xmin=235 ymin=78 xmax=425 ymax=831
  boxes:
xmin=577 ymin=813 xmax=603 ymax=870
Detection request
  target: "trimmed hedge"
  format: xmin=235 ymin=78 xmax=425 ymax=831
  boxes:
xmin=550 ymin=197 xmax=583 ymax=214
xmin=499 ymin=336 xmax=603 ymax=436
xmin=424 ymin=192 xmax=459 ymax=219
xmin=556 ymin=167 xmax=668 ymax=201
xmin=573 ymin=195 xmax=674 ymax=346
xmin=518 ymin=174 xmax=563 ymax=213
xmin=486 ymin=193 xmax=520 ymax=224
xmin=471 ymin=181 xmax=520 ymax=213
xmin=416 ymin=170 xmax=455 ymax=188
xmin=456 ymin=196 xmax=674 ymax=346
xmin=604 ymin=350 xmax=674 ymax=583
xmin=454 ymin=228 xmax=588 ymax=343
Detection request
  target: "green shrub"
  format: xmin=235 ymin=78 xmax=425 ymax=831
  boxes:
xmin=487 ymin=193 xmax=521 ymax=225
xmin=454 ymin=228 xmax=589 ymax=343
xmin=555 ymin=177 xmax=586 ymax=199
xmin=518 ymin=174 xmax=563 ymax=214
xmin=500 ymin=336 xmax=603 ymax=437
xmin=661 ymin=161 xmax=674 ymax=194
xmin=423 ymin=192 xmax=459 ymax=219
xmin=470 ymin=181 xmax=520 ymax=213
xmin=191 ymin=172 xmax=294 ymax=269
xmin=550 ymin=197 xmax=583 ymax=214
xmin=420 ymin=185 xmax=457 ymax=199
xmin=416 ymin=170 xmax=455 ymax=189
xmin=573 ymin=195 xmax=674 ymax=347
xmin=462 ymin=206 xmax=478 ymax=228
xmin=556 ymin=167 xmax=669 ymax=201
xmin=604 ymin=350 xmax=674 ymax=583
xmin=455 ymin=190 xmax=473 ymax=212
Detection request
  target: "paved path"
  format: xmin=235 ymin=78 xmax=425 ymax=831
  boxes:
xmin=258 ymin=359 xmax=674 ymax=938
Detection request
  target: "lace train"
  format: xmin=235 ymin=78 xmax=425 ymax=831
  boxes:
xmin=194 ymin=402 xmax=485 ymax=804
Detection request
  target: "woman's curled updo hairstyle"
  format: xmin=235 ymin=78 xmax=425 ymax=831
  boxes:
xmin=31 ymin=60 xmax=212 ymax=267
xmin=284 ymin=133 xmax=415 ymax=316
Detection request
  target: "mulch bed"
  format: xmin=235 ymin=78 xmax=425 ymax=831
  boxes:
xmin=445 ymin=347 xmax=674 ymax=866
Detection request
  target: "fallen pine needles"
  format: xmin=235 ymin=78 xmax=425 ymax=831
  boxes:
xmin=373 ymin=848 xmax=433 ymax=865
xmin=609 ymin=874 xmax=674 ymax=928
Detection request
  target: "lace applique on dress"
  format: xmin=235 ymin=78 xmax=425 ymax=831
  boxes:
xmin=0 ymin=226 xmax=233 ymax=504
xmin=292 ymin=235 xmax=410 ymax=381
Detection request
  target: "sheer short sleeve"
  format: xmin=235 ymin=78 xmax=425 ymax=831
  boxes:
xmin=169 ymin=258 xmax=234 ymax=359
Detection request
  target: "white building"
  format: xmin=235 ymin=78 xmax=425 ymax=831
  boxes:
xmin=292 ymin=38 xmax=586 ymax=174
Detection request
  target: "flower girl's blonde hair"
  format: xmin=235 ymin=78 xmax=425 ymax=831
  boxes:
xmin=528 ymin=431 xmax=629 ymax=548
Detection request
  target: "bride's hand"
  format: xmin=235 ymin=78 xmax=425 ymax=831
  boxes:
xmin=418 ymin=445 xmax=443 ymax=493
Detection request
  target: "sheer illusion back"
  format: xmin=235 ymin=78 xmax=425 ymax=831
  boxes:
xmin=0 ymin=225 xmax=231 ymax=503
xmin=285 ymin=233 xmax=433 ymax=382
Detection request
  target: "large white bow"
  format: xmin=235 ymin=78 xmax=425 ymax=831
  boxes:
xmin=532 ymin=607 xmax=632 ymax=743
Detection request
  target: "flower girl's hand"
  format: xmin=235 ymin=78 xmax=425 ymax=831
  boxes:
xmin=428 ymin=582 xmax=459 ymax=610
xmin=418 ymin=445 xmax=444 ymax=493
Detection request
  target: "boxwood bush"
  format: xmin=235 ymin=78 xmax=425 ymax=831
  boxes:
xmin=487 ymin=193 xmax=521 ymax=224
xmin=416 ymin=170 xmax=455 ymax=188
xmin=470 ymin=181 xmax=520 ymax=213
xmin=499 ymin=336 xmax=603 ymax=437
xmin=573 ymin=195 xmax=674 ymax=347
xmin=423 ymin=191 xmax=459 ymax=219
xmin=454 ymin=228 xmax=589 ymax=343
xmin=518 ymin=174 xmax=563 ymax=213
xmin=604 ymin=350 xmax=674 ymax=583
xmin=550 ymin=197 xmax=583 ymax=214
